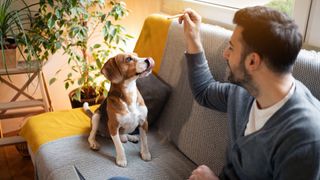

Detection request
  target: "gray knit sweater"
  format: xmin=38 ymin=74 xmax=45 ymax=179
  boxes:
xmin=185 ymin=52 xmax=320 ymax=180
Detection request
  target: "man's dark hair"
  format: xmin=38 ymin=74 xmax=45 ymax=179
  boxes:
xmin=233 ymin=6 xmax=302 ymax=73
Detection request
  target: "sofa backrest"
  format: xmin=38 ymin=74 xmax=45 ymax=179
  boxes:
xmin=156 ymin=20 xmax=320 ymax=174
xmin=293 ymin=49 xmax=320 ymax=99
xmin=156 ymin=21 xmax=232 ymax=174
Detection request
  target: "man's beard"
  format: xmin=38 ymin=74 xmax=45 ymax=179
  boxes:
xmin=224 ymin=62 xmax=250 ymax=85
xmin=225 ymin=62 xmax=259 ymax=96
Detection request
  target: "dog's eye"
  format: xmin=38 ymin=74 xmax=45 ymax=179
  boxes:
xmin=126 ymin=57 xmax=133 ymax=62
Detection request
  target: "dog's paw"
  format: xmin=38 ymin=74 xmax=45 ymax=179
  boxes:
xmin=127 ymin=135 xmax=139 ymax=143
xmin=141 ymin=151 xmax=151 ymax=161
xmin=116 ymin=157 xmax=127 ymax=167
xmin=120 ymin=135 xmax=128 ymax=143
xmin=88 ymin=139 xmax=100 ymax=150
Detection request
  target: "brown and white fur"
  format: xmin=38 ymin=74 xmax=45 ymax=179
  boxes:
xmin=83 ymin=53 xmax=154 ymax=167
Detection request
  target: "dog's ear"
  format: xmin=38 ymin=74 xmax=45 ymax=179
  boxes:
xmin=101 ymin=57 xmax=123 ymax=83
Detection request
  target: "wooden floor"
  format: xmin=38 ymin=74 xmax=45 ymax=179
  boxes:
xmin=0 ymin=144 xmax=34 ymax=180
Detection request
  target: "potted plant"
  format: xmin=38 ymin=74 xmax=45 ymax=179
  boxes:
xmin=27 ymin=0 xmax=132 ymax=108
xmin=0 ymin=0 xmax=39 ymax=71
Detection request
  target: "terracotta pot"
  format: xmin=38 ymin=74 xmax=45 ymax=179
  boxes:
xmin=0 ymin=48 xmax=16 ymax=69
xmin=68 ymin=88 xmax=105 ymax=108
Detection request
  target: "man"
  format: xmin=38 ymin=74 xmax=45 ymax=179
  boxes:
xmin=178 ymin=6 xmax=320 ymax=180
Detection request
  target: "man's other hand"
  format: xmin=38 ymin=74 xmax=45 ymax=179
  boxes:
xmin=189 ymin=165 xmax=220 ymax=180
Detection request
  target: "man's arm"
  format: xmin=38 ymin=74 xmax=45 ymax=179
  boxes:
xmin=185 ymin=52 xmax=230 ymax=112
xmin=180 ymin=9 xmax=232 ymax=112
xmin=179 ymin=8 xmax=231 ymax=180
xmin=274 ymin=141 xmax=320 ymax=179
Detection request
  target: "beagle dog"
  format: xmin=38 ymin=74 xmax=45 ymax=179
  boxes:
xmin=83 ymin=53 xmax=154 ymax=167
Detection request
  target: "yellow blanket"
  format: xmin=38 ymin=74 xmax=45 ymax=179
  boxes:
xmin=20 ymin=14 xmax=173 ymax=153
xmin=134 ymin=14 xmax=173 ymax=74
xmin=20 ymin=107 xmax=92 ymax=153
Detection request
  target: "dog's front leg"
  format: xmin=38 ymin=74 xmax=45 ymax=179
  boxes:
xmin=110 ymin=131 xmax=127 ymax=167
xmin=139 ymin=120 xmax=151 ymax=161
xmin=88 ymin=113 xmax=101 ymax=150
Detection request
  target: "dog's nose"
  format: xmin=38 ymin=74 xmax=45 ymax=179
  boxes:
xmin=144 ymin=58 xmax=150 ymax=67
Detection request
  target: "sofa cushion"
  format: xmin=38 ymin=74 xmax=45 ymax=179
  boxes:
xmin=35 ymin=130 xmax=196 ymax=180
xmin=137 ymin=73 xmax=172 ymax=126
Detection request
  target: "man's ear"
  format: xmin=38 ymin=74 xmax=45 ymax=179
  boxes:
xmin=246 ymin=52 xmax=261 ymax=71
xmin=101 ymin=57 xmax=123 ymax=83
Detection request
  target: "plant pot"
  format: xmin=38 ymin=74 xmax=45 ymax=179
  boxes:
xmin=0 ymin=48 xmax=16 ymax=69
xmin=69 ymin=88 xmax=105 ymax=108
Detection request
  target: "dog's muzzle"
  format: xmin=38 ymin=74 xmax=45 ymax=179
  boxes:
xmin=137 ymin=58 xmax=155 ymax=77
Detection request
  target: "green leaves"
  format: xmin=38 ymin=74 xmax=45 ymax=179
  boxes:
xmin=0 ymin=0 xmax=39 ymax=72
xmin=49 ymin=77 xmax=57 ymax=85
xmin=69 ymin=25 xmax=88 ymax=41
xmin=108 ymin=0 xmax=128 ymax=21
xmin=266 ymin=0 xmax=294 ymax=16
xmin=93 ymin=44 xmax=101 ymax=49
xmin=72 ymin=88 xmax=81 ymax=102
xmin=101 ymin=14 xmax=106 ymax=23
xmin=47 ymin=0 xmax=54 ymax=7
xmin=55 ymin=8 xmax=62 ymax=19
xmin=27 ymin=0 xmax=132 ymax=101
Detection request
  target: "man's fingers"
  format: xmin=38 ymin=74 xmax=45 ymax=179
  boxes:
xmin=184 ymin=8 xmax=201 ymax=22
xmin=184 ymin=8 xmax=194 ymax=14
xmin=178 ymin=14 xmax=184 ymax=24
xmin=178 ymin=12 xmax=192 ymax=25
xmin=178 ymin=8 xmax=201 ymax=25
xmin=184 ymin=13 xmax=193 ymax=25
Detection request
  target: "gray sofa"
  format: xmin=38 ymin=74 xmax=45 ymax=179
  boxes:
xmin=32 ymin=20 xmax=320 ymax=180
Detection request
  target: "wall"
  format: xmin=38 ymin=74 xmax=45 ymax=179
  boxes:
xmin=0 ymin=0 xmax=162 ymax=134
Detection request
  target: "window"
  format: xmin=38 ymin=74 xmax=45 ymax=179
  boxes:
xmin=162 ymin=0 xmax=319 ymax=49
xmin=195 ymin=0 xmax=284 ymax=10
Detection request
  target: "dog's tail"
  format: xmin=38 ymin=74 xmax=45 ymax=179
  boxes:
xmin=83 ymin=102 xmax=93 ymax=118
